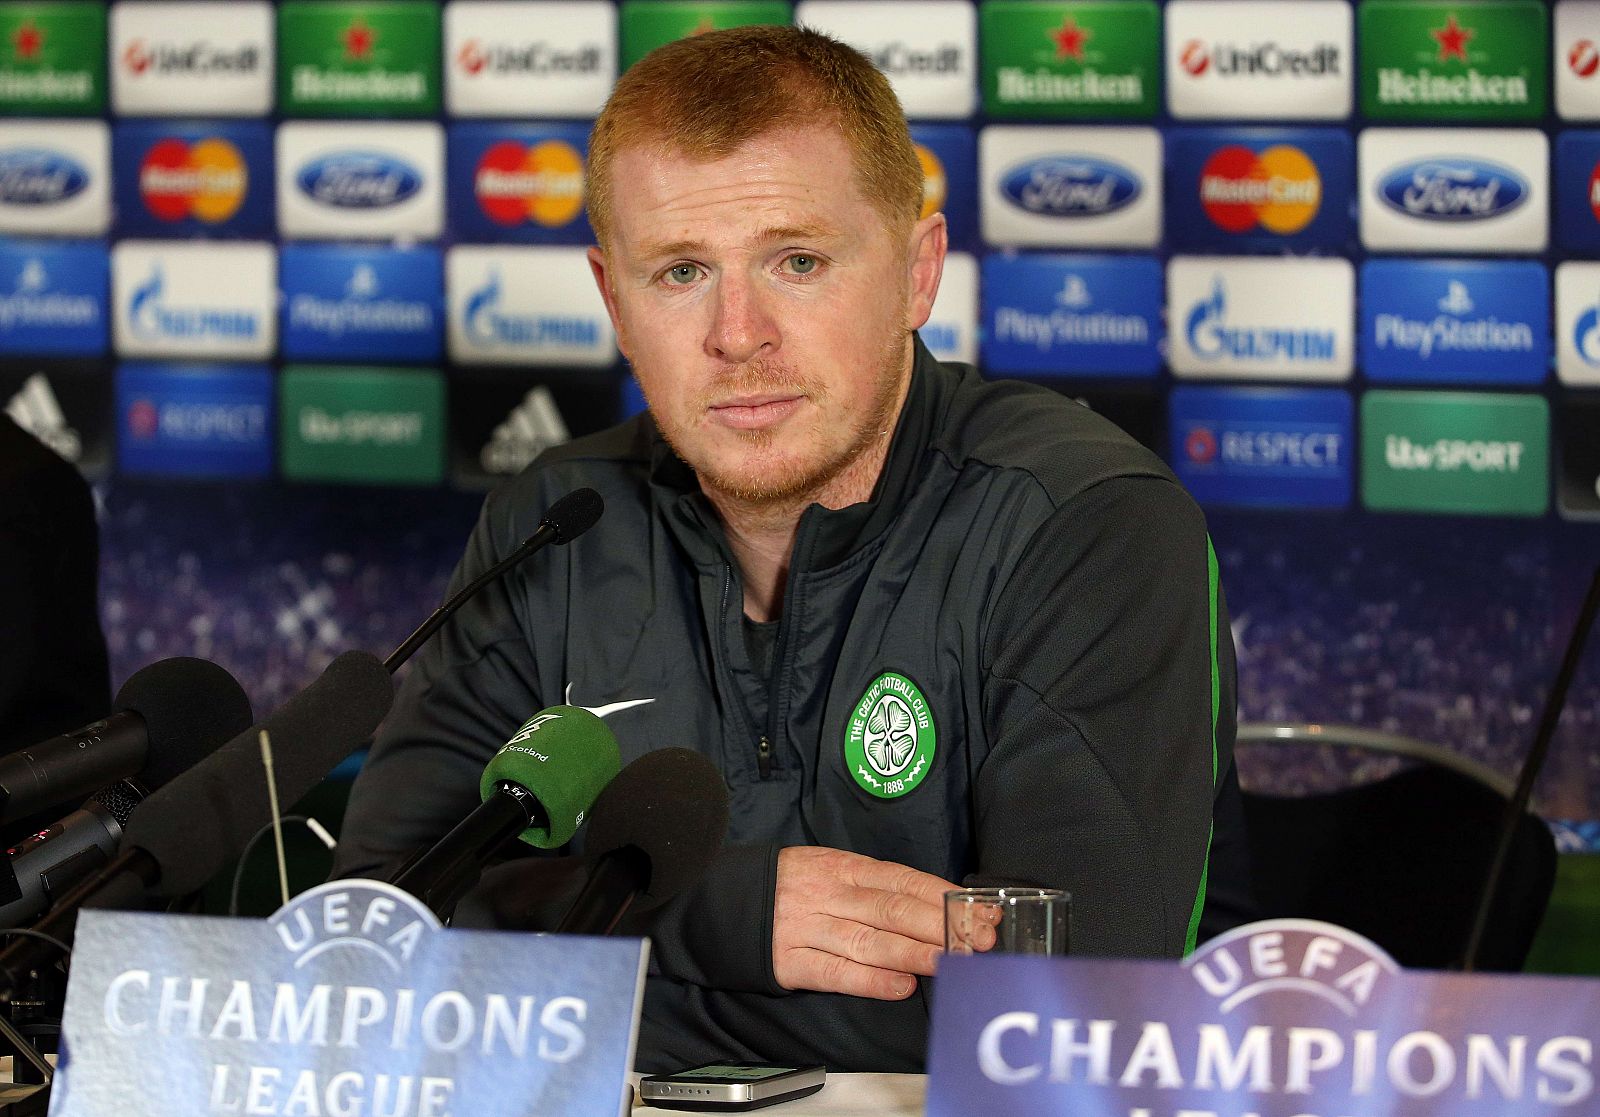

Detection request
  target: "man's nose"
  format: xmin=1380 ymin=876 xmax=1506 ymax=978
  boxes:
xmin=705 ymin=272 xmax=779 ymax=363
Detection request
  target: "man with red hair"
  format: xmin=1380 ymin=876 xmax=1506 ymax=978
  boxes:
xmin=340 ymin=24 xmax=1249 ymax=1072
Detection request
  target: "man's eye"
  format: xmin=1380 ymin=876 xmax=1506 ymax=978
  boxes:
xmin=666 ymin=264 xmax=699 ymax=285
xmin=786 ymin=255 xmax=818 ymax=275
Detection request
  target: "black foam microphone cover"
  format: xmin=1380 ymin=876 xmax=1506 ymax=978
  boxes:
xmin=117 ymin=656 xmax=254 ymax=789
xmin=120 ymin=650 xmax=393 ymax=897
xmin=543 ymin=487 xmax=603 ymax=543
xmin=584 ymin=747 xmax=730 ymax=910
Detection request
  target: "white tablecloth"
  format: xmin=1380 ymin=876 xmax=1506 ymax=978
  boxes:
xmin=631 ymin=1073 xmax=927 ymax=1116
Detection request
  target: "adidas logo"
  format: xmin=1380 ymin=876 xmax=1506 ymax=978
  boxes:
xmin=479 ymin=386 xmax=569 ymax=475
xmin=5 ymin=373 xmax=82 ymax=463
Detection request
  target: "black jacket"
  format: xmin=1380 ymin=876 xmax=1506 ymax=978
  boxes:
xmin=337 ymin=340 xmax=1249 ymax=1071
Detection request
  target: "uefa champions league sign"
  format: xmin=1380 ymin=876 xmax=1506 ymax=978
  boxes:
xmin=928 ymin=919 xmax=1598 ymax=1117
xmin=49 ymin=881 xmax=648 ymax=1117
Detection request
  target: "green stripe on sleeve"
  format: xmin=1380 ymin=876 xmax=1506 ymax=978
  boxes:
xmin=1184 ymin=536 xmax=1223 ymax=955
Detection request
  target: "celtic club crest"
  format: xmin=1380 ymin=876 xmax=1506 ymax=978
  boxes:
xmin=845 ymin=672 xmax=936 ymax=799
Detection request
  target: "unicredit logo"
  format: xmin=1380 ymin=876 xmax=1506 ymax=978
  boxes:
xmin=1378 ymin=159 xmax=1528 ymax=222
xmin=1180 ymin=39 xmax=1341 ymax=79
xmin=454 ymin=39 xmax=602 ymax=76
xmin=296 ymin=154 xmax=422 ymax=209
xmin=1001 ymin=157 xmax=1140 ymax=217
xmin=120 ymin=39 xmax=261 ymax=76
xmin=0 ymin=149 xmax=88 ymax=205
xmin=1571 ymin=39 xmax=1600 ymax=79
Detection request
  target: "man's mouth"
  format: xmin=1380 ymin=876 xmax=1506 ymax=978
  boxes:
xmin=707 ymin=393 xmax=805 ymax=430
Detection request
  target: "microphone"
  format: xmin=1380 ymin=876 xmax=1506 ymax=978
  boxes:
xmin=0 ymin=651 xmax=393 ymax=996
xmin=390 ymin=706 xmax=622 ymax=918
xmin=384 ymin=487 xmax=604 ymax=673
xmin=555 ymin=748 xmax=730 ymax=936
xmin=0 ymin=657 xmax=252 ymax=825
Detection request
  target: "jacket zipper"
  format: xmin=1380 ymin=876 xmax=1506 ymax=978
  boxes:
xmin=756 ymin=736 xmax=773 ymax=780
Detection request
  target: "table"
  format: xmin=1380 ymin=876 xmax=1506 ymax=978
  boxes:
xmin=631 ymin=1073 xmax=927 ymax=1116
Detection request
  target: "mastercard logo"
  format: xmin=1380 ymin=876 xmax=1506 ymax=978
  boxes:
xmin=138 ymin=137 xmax=248 ymax=224
xmin=915 ymin=143 xmax=946 ymax=219
xmin=474 ymin=140 xmax=585 ymax=228
xmin=1199 ymin=145 xmax=1320 ymax=235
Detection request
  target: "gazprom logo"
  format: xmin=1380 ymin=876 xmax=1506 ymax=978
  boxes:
xmin=1378 ymin=158 xmax=1528 ymax=222
xmin=296 ymin=153 xmax=422 ymax=210
xmin=464 ymin=269 xmax=598 ymax=349
xmin=0 ymin=149 xmax=89 ymax=205
xmin=1185 ymin=279 xmax=1336 ymax=363
xmin=128 ymin=265 xmax=260 ymax=342
xmin=1000 ymin=157 xmax=1141 ymax=217
xmin=1574 ymin=299 xmax=1600 ymax=367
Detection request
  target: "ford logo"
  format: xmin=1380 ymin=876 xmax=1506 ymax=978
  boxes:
xmin=296 ymin=153 xmax=422 ymax=209
xmin=0 ymin=149 xmax=88 ymax=206
xmin=1378 ymin=158 xmax=1528 ymax=222
xmin=1001 ymin=157 xmax=1141 ymax=217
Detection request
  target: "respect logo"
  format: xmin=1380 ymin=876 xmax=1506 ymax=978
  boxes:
xmin=474 ymin=140 xmax=583 ymax=228
xmin=138 ymin=137 xmax=247 ymax=223
xmin=1200 ymin=144 xmax=1320 ymax=234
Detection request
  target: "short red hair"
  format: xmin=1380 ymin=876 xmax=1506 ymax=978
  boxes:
xmin=586 ymin=24 xmax=924 ymax=249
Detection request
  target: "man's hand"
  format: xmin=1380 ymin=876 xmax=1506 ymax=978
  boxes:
xmin=772 ymin=846 xmax=963 ymax=1000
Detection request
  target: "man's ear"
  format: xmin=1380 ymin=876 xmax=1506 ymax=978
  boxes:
xmin=902 ymin=212 xmax=948 ymax=332
xmin=587 ymin=245 xmax=630 ymax=358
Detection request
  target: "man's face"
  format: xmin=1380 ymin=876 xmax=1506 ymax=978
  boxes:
xmin=588 ymin=125 xmax=945 ymax=505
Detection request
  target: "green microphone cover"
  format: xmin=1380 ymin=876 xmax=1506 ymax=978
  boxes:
xmin=480 ymin=705 xmax=622 ymax=849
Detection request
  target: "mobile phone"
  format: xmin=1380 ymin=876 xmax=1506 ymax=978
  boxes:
xmin=638 ymin=1062 xmax=826 ymax=1111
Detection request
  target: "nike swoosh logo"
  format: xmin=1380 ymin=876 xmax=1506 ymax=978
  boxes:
xmin=565 ymin=682 xmax=657 ymax=719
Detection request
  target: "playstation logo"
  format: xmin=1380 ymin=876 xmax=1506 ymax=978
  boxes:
xmin=1437 ymin=280 xmax=1474 ymax=316
xmin=17 ymin=258 xmax=46 ymax=294
xmin=1054 ymin=274 xmax=1092 ymax=309
xmin=346 ymin=263 xmax=378 ymax=299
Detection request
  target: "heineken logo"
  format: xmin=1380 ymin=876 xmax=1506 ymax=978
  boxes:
xmin=845 ymin=672 xmax=936 ymax=799
xmin=1360 ymin=1 xmax=1545 ymax=119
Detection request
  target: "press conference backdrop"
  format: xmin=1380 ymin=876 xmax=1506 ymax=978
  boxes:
xmin=1 ymin=1 xmax=1597 ymax=843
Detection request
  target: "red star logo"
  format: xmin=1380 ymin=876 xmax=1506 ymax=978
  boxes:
xmin=1430 ymin=12 xmax=1474 ymax=64
xmin=1051 ymin=17 xmax=1091 ymax=63
xmin=343 ymin=19 xmax=376 ymax=61
xmin=12 ymin=20 xmax=44 ymax=61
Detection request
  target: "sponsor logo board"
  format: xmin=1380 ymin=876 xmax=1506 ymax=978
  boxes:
xmin=1170 ymin=386 xmax=1353 ymax=509
xmin=449 ymin=367 xmax=621 ymax=489
xmin=1557 ymin=397 xmax=1600 ymax=519
xmin=1555 ymin=261 xmax=1600 ymax=386
xmin=1359 ymin=1 xmax=1547 ymax=121
xmin=922 ymin=250 xmax=976 ymax=365
xmin=979 ymin=1 xmax=1159 ymax=120
xmin=0 ymin=2 xmax=104 ymax=114
xmin=982 ymin=253 xmax=1161 ymax=377
xmin=448 ymin=122 xmax=591 ymax=244
xmin=116 ymin=361 xmax=273 ymax=479
xmin=112 ymin=240 xmax=275 ymax=360
xmin=1167 ymin=256 xmax=1353 ymax=381
xmin=110 ymin=2 xmax=273 ymax=116
xmin=1359 ymin=128 xmax=1548 ymax=253
xmin=280 ymin=244 xmax=442 ymax=363
xmin=910 ymin=123 xmax=977 ymax=251
xmin=1555 ymin=129 xmax=1600 ymax=251
xmin=0 ymin=119 xmax=108 ymax=236
xmin=1557 ymin=0 xmax=1600 ymax=120
xmin=278 ymin=1 xmax=440 ymax=116
xmin=619 ymin=2 xmax=793 ymax=71
xmin=277 ymin=122 xmax=443 ymax=240
xmin=1361 ymin=259 xmax=1549 ymax=385
xmin=1166 ymin=127 xmax=1352 ymax=251
xmin=1 ymin=359 xmax=112 ymax=477
xmin=1362 ymin=390 xmax=1548 ymax=516
xmin=112 ymin=120 xmax=272 ymax=237
xmin=1165 ymin=1 xmax=1351 ymax=120
xmin=447 ymin=246 xmax=616 ymax=367
xmin=280 ymin=365 xmax=444 ymax=485
xmin=0 ymin=239 xmax=107 ymax=356
xmin=980 ymin=126 xmax=1161 ymax=248
xmin=795 ymin=1 xmax=976 ymax=119
xmin=445 ymin=1 xmax=615 ymax=118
